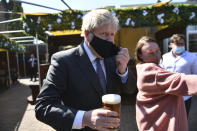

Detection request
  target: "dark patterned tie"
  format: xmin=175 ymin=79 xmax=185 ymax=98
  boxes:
xmin=95 ymin=58 xmax=106 ymax=94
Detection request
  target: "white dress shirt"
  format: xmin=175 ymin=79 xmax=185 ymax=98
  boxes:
xmin=160 ymin=51 xmax=197 ymax=101
xmin=72 ymin=42 xmax=128 ymax=129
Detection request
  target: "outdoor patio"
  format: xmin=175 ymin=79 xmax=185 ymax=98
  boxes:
xmin=0 ymin=78 xmax=197 ymax=131
xmin=0 ymin=78 xmax=54 ymax=131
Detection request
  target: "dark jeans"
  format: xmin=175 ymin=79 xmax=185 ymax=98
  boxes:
xmin=30 ymin=67 xmax=37 ymax=81
xmin=185 ymin=97 xmax=192 ymax=117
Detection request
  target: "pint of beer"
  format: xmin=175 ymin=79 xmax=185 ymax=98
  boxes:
xmin=102 ymin=94 xmax=121 ymax=130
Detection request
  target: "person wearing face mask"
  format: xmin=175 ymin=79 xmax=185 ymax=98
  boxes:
xmin=35 ymin=9 xmax=137 ymax=131
xmin=160 ymin=34 xmax=197 ymax=117
xmin=135 ymin=36 xmax=197 ymax=131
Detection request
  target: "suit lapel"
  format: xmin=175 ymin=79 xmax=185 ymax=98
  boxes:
xmin=75 ymin=43 xmax=105 ymax=97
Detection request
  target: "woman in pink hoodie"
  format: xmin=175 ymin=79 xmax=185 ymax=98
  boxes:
xmin=134 ymin=36 xmax=197 ymax=131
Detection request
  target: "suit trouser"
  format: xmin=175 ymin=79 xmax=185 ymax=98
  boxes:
xmin=30 ymin=67 xmax=37 ymax=80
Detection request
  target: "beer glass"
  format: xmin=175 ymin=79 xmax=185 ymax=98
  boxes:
xmin=102 ymin=94 xmax=121 ymax=131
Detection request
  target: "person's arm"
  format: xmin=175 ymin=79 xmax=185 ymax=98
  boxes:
xmin=115 ymin=48 xmax=137 ymax=94
xmin=116 ymin=67 xmax=128 ymax=83
xmin=72 ymin=111 xmax=85 ymax=129
xmin=137 ymin=63 xmax=197 ymax=96
xmin=72 ymin=107 xmax=121 ymax=130
xmin=82 ymin=109 xmax=120 ymax=130
xmin=35 ymin=53 xmax=77 ymax=130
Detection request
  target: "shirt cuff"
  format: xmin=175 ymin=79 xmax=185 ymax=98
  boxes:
xmin=116 ymin=67 xmax=128 ymax=84
xmin=72 ymin=110 xmax=85 ymax=129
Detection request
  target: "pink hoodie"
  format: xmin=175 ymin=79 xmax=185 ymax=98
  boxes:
xmin=136 ymin=63 xmax=197 ymax=131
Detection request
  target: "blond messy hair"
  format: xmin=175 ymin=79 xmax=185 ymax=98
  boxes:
xmin=81 ymin=9 xmax=119 ymax=36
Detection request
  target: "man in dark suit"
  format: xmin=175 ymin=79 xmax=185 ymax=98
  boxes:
xmin=29 ymin=54 xmax=37 ymax=82
xmin=35 ymin=9 xmax=136 ymax=131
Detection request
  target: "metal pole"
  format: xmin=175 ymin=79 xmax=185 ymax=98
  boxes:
xmin=46 ymin=43 xmax=49 ymax=63
xmin=35 ymin=34 xmax=41 ymax=88
xmin=0 ymin=18 xmax=21 ymax=24
xmin=6 ymin=51 xmax=11 ymax=88
xmin=16 ymin=53 xmax=20 ymax=78
xmin=23 ymin=53 xmax=26 ymax=77
xmin=60 ymin=0 xmax=73 ymax=11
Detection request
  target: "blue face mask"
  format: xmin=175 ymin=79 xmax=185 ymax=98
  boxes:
xmin=174 ymin=46 xmax=185 ymax=54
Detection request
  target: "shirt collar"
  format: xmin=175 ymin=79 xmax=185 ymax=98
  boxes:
xmin=83 ymin=41 xmax=97 ymax=63
xmin=170 ymin=50 xmax=187 ymax=58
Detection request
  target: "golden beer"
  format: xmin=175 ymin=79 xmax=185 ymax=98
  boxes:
xmin=102 ymin=94 xmax=121 ymax=131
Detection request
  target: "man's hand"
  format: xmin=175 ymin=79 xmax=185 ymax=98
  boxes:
xmin=116 ymin=48 xmax=130 ymax=74
xmin=82 ymin=109 xmax=120 ymax=131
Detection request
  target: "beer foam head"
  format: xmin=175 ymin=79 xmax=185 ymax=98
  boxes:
xmin=102 ymin=94 xmax=121 ymax=104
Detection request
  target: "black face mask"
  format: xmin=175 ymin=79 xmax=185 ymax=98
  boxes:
xmin=89 ymin=34 xmax=120 ymax=58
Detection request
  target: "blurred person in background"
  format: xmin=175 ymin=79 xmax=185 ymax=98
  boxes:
xmin=28 ymin=54 xmax=37 ymax=82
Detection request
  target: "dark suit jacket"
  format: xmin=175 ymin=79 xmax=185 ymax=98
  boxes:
xmin=28 ymin=58 xmax=37 ymax=72
xmin=29 ymin=58 xmax=37 ymax=68
xmin=35 ymin=42 xmax=136 ymax=131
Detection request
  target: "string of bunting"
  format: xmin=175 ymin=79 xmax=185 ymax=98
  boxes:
xmin=0 ymin=34 xmax=25 ymax=53
xmin=21 ymin=4 xmax=197 ymax=41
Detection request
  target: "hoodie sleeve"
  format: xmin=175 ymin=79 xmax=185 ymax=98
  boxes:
xmin=136 ymin=63 xmax=197 ymax=96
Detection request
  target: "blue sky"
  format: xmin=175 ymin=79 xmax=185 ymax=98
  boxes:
xmin=21 ymin=0 xmax=187 ymax=13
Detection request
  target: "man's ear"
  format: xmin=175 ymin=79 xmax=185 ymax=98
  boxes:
xmin=84 ymin=30 xmax=89 ymax=38
xmin=84 ymin=30 xmax=93 ymax=43
xmin=169 ymin=42 xmax=173 ymax=48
